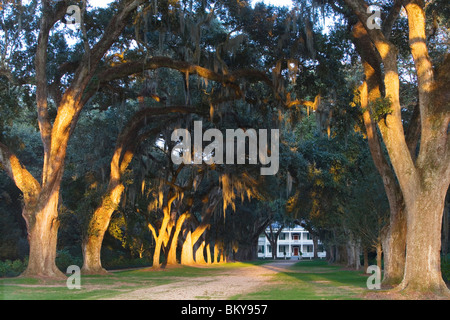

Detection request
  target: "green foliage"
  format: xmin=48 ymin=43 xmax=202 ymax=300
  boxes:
xmin=231 ymin=260 xmax=365 ymax=300
xmin=0 ymin=174 xmax=28 ymax=261
xmin=55 ymin=249 xmax=82 ymax=272
xmin=107 ymin=214 xmax=126 ymax=248
xmin=370 ymin=96 xmax=393 ymax=124
xmin=102 ymin=256 xmax=152 ymax=270
xmin=442 ymin=254 xmax=450 ymax=283
xmin=0 ymin=258 xmax=27 ymax=277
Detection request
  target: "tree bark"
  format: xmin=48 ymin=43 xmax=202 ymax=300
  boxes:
xmin=180 ymin=191 xmax=219 ymax=265
xmin=82 ymin=138 xmax=132 ymax=274
xmin=195 ymin=241 xmax=206 ymax=264
xmin=81 ymin=184 xmax=125 ymax=274
xmin=442 ymin=193 xmax=449 ymax=256
xmin=0 ymin=145 xmax=65 ymax=279
xmin=206 ymin=243 xmax=212 ymax=264
xmin=312 ymin=234 xmax=319 ymax=259
xmin=213 ymin=243 xmax=220 ymax=264
xmin=234 ymin=238 xmax=259 ymax=261
xmin=22 ymin=190 xmax=65 ymax=278
xmin=399 ymin=185 xmax=449 ymax=294
xmin=381 ymin=204 xmax=406 ymax=286
xmin=181 ymin=231 xmax=195 ymax=265
xmin=363 ymin=247 xmax=369 ymax=273
xmin=166 ymin=213 xmax=189 ymax=265
xmin=264 ymin=224 xmax=283 ymax=259
xmin=376 ymin=241 xmax=382 ymax=275
xmin=346 ymin=237 xmax=360 ymax=270
xmin=81 ymin=235 xmax=108 ymax=275
xmin=152 ymin=210 xmax=171 ymax=269
xmin=326 ymin=241 xmax=336 ymax=264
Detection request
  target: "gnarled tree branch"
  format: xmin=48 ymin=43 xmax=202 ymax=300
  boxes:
xmin=0 ymin=142 xmax=41 ymax=203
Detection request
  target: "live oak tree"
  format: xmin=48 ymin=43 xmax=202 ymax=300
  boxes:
xmin=351 ymin=19 xmax=409 ymax=286
xmin=338 ymin=0 xmax=450 ymax=294
xmin=0 ymin=0 xmax=150 ymax=278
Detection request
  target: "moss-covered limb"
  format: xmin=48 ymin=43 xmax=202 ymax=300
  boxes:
xmin=371 ymin=96 xmax=393 ymax=124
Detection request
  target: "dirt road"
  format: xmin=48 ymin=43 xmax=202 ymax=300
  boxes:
xmin=106 ymin=260 xmax=297 ymax=300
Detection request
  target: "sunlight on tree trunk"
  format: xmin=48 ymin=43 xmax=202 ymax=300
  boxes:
xmin=22 ymin=190 xmax=64 ymax=278
xmin=347 ymin=5 xmax=449 ymax=294
xmin=399 ymin=185 xmax=449 ymax=294
xmin=360 ymin=77 xmax=406 ymax=286
xmin=381 ymin=205 xmax=406 ymax=286
xmin=167 ymin=213 xmax=189 ymax=265
xmin=181 ymin=231 xmax=194 ymax=265
xmin=206 ymin=243 xmax=212 ymax=264
xmin=152 ymin=211 xmax=171 ymax=269
xmin=195 ymin=241 xmax=206 ymax=264
xmin=376 ymin=242 xmax=382 ymax=275
xmin=213 ymin=243 xmax=220 ymax=264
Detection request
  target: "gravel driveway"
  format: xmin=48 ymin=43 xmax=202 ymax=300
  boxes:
xmin=105 ymin=260 xmax=297 ymax=300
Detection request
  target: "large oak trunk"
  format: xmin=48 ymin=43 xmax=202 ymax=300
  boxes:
xmin=22 ymin=190 xmax=65 ymax=279
xmin=381 ymin=205 xmax=406 ymax=286
xmin=234 ymin=241 xmax=258 ymax=261
xmin=152 ymin=213 xmax=171 ymax=268
xmin=195 ymin=241 xmax=206 ymax=264
xmin=82 ymin=184 xmax=125 ymax=274
xmin=399 ymin=186 xmax=449 ymax=294
xmin=166 ymin=213 xmax=188 ymax=265
xmin=82 ymin=235 xmax=108 ymax=275
xmin=213 ymin=243 xmax=220 ymax=264
xmin=181 ymin=220 xmax=210 ymax=265
xmin=181 ymin=231 xmax=195 ymax=265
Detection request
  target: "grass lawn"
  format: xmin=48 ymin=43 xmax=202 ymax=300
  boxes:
xmin=230 ymin=260 xmax=368 ymax=300
xmin=0 ymin=260 xmax=369 ymax=300
xmin=0 ymin=266 xmax=225 ymax=300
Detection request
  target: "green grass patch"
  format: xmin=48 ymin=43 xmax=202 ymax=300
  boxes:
xmin=0 ymin=261 xmax=267 ymax=300
xmin=0 ymin=264 xmax=222 ymax=300
xmin=0 ymin=260 xmax=369 ymax=300
xmin=230 ymin=260 xmax=367 ymax=300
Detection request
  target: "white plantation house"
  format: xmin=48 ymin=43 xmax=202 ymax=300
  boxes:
xmin=257 ymin=224 xmax=326 ymax=259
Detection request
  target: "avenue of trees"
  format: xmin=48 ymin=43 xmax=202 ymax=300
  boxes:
xmin=0 ymin=0 xmax=448 ymax=296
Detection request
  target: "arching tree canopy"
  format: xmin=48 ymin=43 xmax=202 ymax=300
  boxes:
xmin=0 ymin=0 xmax=448 ymax=297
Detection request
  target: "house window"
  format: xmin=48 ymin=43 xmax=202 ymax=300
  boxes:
xmin=279 ymin=233 xmax=286 ymax=240
xmin=258 ymin=245 xmax=264 ymax=253
xmin=305 ymin=232 xmax=312 ymax=240
xmin=293 ymin=234 xmax=299 ymax=241
xmin=305 ymin=245 xmax=313 ymax=253
xmin=267 ymin=245 xmax=272 ymax=253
